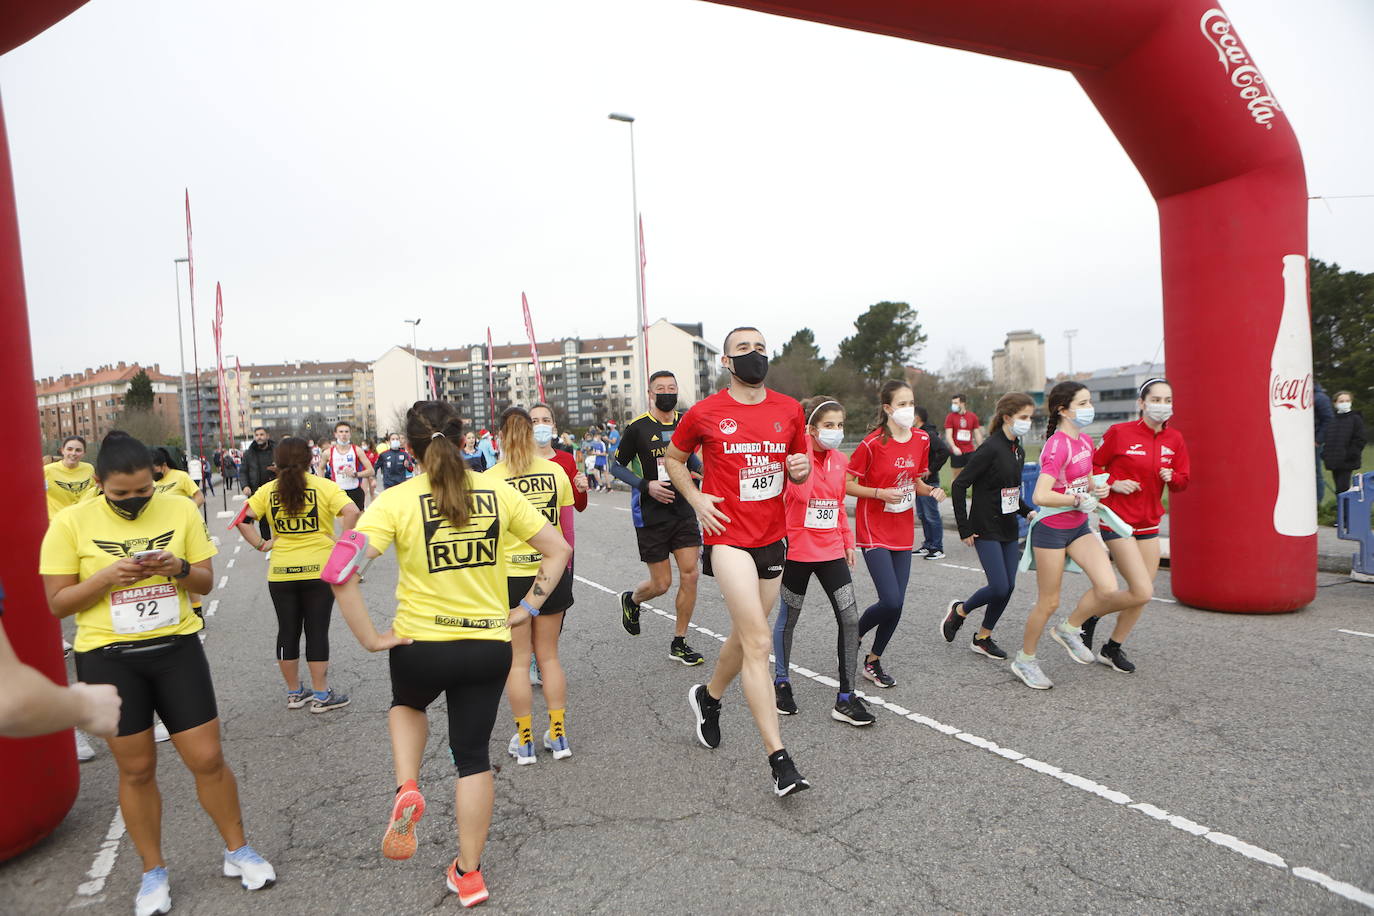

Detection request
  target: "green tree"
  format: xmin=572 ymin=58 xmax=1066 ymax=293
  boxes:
xmin=769 ymin=328 xmax=827 ymax=400
xmin=1310 ymin=257 xmax=1374 ymax=402
xmin=836 ymin=302 xmax=929 ymax=381
xmin=125 ymin=369 xmax=155 ymax=410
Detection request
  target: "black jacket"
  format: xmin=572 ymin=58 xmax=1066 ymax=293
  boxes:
xmin=1322 ymin=411 xmax=1367 ymax=471
xmin=920 ymin=422 xmax=951 ymax=486
xmin=241 ymin=440 xmax=276 ymax=492
xmin=951 ymin=431 xmax=1032 ymax=542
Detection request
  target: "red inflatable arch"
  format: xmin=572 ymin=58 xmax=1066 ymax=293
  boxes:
xmin=0 ymin=0 xmax=1315 ymax=859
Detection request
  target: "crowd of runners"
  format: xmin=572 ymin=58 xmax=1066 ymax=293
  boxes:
xmin=9 ymin=323 xmax=1209 ymax=912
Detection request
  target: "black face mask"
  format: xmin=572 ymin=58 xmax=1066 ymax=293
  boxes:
xmin=107 ymin=494 xmax=152 ymax=521
xmin=729 ymin=351 xmax=769 ymax=386
xmin=152 ymin=470 xmax=165 ymax=481
xmin=654 ymin=393 xmax=678 ymax=413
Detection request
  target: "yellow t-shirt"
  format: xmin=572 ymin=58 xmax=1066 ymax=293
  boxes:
xmin=39 ymin=493 xmax=217 ymax=652
xmin=153 ymin=468 xmax=200 ymax=501
xmin=355 ymin=470 xmax=546 ymax=642
xmin=491 ymin=457 xmax=574 ymax=576
xmin=44 ymin=461 xmax=97 ymax=520
xmin=248 ymin=476 xmax=354 ymax=582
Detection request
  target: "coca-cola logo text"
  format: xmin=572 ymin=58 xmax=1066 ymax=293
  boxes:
xmin=1270 ymin=373 xmax=1312 ymax=411
xmin=1200 ymin=9 xmax=1283 ymax=130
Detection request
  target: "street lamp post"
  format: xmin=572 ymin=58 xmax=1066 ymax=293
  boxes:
xmin=172 ymin=258 xmax=193 ymax=456
xmin=609 ymin=112 xmax=647 ymax=416
xmin=405 ymin=318 xmax=423 ymax=402
xmin=1064 ymin=329 xmax=1078 ymax=377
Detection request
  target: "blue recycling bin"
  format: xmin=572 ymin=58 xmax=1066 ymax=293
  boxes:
xmin=1019 ymin=462 xmax=1039 ymax=540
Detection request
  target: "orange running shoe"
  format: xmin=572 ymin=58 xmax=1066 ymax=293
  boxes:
xmin=445 ymin=860 xmax=489 ymax=907
xmin=381 ymin=779 xmax=426 ymax=860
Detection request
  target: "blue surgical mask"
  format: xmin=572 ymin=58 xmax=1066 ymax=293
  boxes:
xmin=532 ymin=424 xmax=554 ymax=446
xmin=1011 ymin=418 xmax=1032 ymax=437
xmin=816 ymin=428 xmax=844 ymax=450
xmin=1072 ymin=406 xmax=1095 ymax=428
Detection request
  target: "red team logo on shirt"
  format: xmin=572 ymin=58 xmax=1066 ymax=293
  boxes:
xmin=719 ymin=419 xmax=738 ymax=435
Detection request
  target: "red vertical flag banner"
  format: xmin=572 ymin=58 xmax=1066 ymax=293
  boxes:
xmin=213 ymin=282 xmax=228 ymax=443
xmin=639 ymin=214 xmax=650 ymax=370
xmin=521 ymin=292 xmax=545 ymax=403
xmin=485 ymin=327 xmax=496 ymax=430
xmin=427 ymin=365 xmax=438 ymax=400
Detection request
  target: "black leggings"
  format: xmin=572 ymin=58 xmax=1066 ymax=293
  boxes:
xmin=389 ymin=639 xmax=512 ymax=777
xmin=1333 ymin=469 xmax=1354 ymax=494
xmin=772 ymin=558 xmax=860 ymax=695
xmin=267 ymin=579 xmax=333 ymax=662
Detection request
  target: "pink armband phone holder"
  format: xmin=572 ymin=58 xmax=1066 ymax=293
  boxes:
xmin=227 ymin=501 xmax=252 ymax=531
xmin=322 ymin=531 xmax=368 ymax=584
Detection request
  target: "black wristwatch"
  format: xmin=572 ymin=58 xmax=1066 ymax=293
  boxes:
xmin=173 ymin=558 xmax=191 ymax=580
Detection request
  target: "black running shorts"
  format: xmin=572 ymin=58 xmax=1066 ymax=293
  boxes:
xmin=74 ymin=634 xmax=219 ymax=738
xmin=702 ymin=540 xmax=786 ymax=581
xmin=507 ymin=562 xmax=575 ymax=615
xmin=635 ymin=515 xmax=702 ymax=564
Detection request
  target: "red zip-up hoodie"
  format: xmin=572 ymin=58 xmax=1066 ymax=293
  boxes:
xmin=1094 ymin=419 xmax=1191 ymax=536
xmin=784 ymin=441 xmax=855 ymax=563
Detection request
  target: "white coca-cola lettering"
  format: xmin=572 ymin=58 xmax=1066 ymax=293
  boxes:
xmin=1200 ymin=9 xmax=1283 ymax=129
xmin=1269 ymin=372 xmax=1313 ymax=410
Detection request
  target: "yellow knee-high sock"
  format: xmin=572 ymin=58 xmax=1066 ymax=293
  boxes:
xmin=548 ymin=708 xmax=566 ymax=740
xmin=514 ymin=714 xmax=532 ymax=747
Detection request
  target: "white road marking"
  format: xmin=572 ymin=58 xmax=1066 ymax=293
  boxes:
xmin=74 ymin=808 xmax=125 ymax=897
xmin=1336 ymin=628 xmax=1374 ymax=639
xmin=234 ymin=544 xmax=241 ymax=554
xmin=571 ymin=571 xmax=1374 ymax=910
xmin=227 ymin=558 xmax=236 ymax=569
xmin=206 ymin=600 xmax=219 ymax=617
xmin=613 ymin=507 xmax=631 ymax=512
xmin=215 ymin=510 xmax=235 ymax=519
xmin=218 ymin=575 xmax=228 ymax=589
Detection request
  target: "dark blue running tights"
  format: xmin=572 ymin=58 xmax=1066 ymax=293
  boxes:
xmin=963 ymin=538 xmax=1020 ymax=631
xmin=857 ymin=547 xmax=912 ymax=656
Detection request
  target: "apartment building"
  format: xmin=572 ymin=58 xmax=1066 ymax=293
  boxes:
xmin=35 ymin=362 xmax=180 ymax=448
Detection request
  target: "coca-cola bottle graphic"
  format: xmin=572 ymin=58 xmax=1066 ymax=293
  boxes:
xmin=1268 ymin=254 xmax=1317 ymax=537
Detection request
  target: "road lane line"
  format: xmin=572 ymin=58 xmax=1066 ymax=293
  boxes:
xmin=218 ymin=575 xmax=229 ymax=589
xmin=74 ymin=808 xmax=125 ymax=898
xmin=572 ymin=570 xmax=1372 ymax=911
xmin=234 ymin=544 xmax=241 ymax=554
xmin=206 ymin=599 xmax=219 ymax=617
xmin=1335 ymin=628 xmax=1374 ymax=639
xmin=227 ymin=558 xmax=236 ymax=569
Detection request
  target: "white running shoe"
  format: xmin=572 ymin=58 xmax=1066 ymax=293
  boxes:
xmin=223 ymin=845 xmax=276 ymax=890
xmin=135 ymin=866 xmax=171 ymax=916
xmin=153 ymin=721 xmax=171 ymax=743
xmin=507 ymin=732 xmax=537 ymax=765
xmin=74 ymin=730 xmax=96 ymax=762
xmin=1011 ymin=655 xmax=1054 ymax=690
xmin=1050 ymin=622 xmax=1095 ymax=665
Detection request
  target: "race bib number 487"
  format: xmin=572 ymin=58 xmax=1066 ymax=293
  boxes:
xmin=738 ymin=462 xmax=783 ymax=501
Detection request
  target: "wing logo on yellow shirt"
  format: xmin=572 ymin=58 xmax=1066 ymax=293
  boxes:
xmin=269 ymin=490 xmax=320 ymax=535
xmin=510 ymin=472 xmax=559 ymax=526
xmin=53 ymin=478 xmax=93 ymax=494
xmin=92 ymin=530 xmax=175 ymax=558
xmin=421 ymin=490 xmax=500 ymax=572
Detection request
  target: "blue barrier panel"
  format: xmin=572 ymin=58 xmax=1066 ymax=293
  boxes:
xmin=1019 ymin=462 xmax=1040 ymax=540
xmin=1335 ymin=470 xmax=1374 ymax=580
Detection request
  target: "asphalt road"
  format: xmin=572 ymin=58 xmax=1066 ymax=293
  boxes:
xmin=2 ymin=490 xmax=1372 ymax=914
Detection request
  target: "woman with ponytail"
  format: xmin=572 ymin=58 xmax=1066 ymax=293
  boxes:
xmin=491 ymin=406 xmax=576 ymax=766
xmin=330 ymin=401 xmax=569 ymax=907
xmin=236 ymin=437 xmax=359 ymax=712
xmin=845 ymin=380 xmax=946 ymax=688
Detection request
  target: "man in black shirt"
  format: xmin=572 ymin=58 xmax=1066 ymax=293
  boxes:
xmin=611 ymin=371 xmax=705 ymax=666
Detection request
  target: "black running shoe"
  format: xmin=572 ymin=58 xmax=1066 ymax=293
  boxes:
xmin=970 ymin=634 xmax=1008 ymax=660
xmin=620 ymin=590 xmax=641 ymax=636
xmin=940 ymin=600 xmax=966 ymax=643
xmin=1098 ymin=642 xmax=1136 ymax=673
xmin=1080 ymin=615 xmax=1100 ymax=652
xmin=670 ymin=639 xmax=704 ymax=666
xmin=774 ymin=681 xmax=798 ymax=716
xmin=831 ymin=694 xmax=875 ymax=726
xmin=769 ymin=750 xmax=811 ymax=797
xmin=688 ymin=685 xmax=721 ymax=748
xmin=862 ymin=658 xmax=895 ymax=688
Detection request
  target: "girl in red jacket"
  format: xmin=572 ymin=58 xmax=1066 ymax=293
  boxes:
xmin=1080 ymin=378 xmax=1190 ymax=672
xmin=771 ymin=397 xmax=874 ymax=727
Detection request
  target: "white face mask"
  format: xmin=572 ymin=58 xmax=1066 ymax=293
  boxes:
xmin=816 ymin=428 xmax=845 ymax=450
xmin=532 ymin=424 xmax=554 ymax=446
xmin=389 ymin=438 xmax=400 ymax=448
xmin=1011 ymin=418 xmax=1032 ymax=437
xmin=1144 ymin=403 xmax=1174 ymax=423
xmin=335 ymin=434 xmax=350 ymax=445
xmin=1335 ymin=401 xmax=1352 ymax=414
xmin=951 ymin=403 xmax=960 ymax=414
xmin=890 ymin=407 xmax=916 ymax=429
xmin=1072 ymin=406 xmax=1095 ymax=428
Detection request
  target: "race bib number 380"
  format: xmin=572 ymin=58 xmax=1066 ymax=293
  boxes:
xmin=804 ymin=498 xmax=838 ymax=529
xmin=739 ymin=462 xmax=783 ymax=501
xmin=109 ymin=582 xmax=180 ymax=635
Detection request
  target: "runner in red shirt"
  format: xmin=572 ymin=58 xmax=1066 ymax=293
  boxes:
xmin=666 ymin=326 xmax=813 ymax=797
xmin=845 ymin=380 xmax=946 ymax=688
xmin=1078 ymin=378 xmax=1190 ymax=672
xmin=944 ymin=393 xmax=984 ymax=482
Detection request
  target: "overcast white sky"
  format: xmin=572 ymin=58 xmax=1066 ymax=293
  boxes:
xmin=3 ymin=0 xmax=1371 ymax=382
